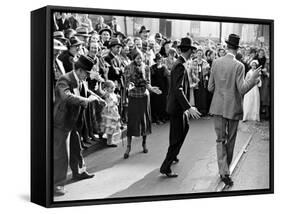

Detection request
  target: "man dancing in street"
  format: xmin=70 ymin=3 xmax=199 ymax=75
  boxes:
xmin=160 ymin=37 xmax=201 ymax=178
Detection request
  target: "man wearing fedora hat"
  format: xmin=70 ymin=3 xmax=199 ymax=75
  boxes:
xmin=103 ymin=38 xmax=125 ymax=131
xmin=160 ymin=37 xmax=201 ymax=178
xmin=53 ymin=31 xmax=69 ymax=46
xmin=76 ymin=27 xmax=91 ymax=55
xmin=53 ymin=55 xmax=106 ymax=196
xmin=139 ymin=25 xmax=150 ymax=44
xmin=104 ymin=38 xmax=124 ymax=84
xmin=53 ymin=39 xmax=67 ymax=102
xmin=53 ymin=39 xmax=67 ymax=83
xmin=208 ymin=34 xmax=261 ymax=186
xmin=58 ymin=36 xmax=84 ymax=73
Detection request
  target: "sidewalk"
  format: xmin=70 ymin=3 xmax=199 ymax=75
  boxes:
xmin=229 ymin=121 xmax=270 ymax=191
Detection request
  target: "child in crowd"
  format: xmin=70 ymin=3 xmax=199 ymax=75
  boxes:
xmin=100 ymin=80 xmax=121 ymax=147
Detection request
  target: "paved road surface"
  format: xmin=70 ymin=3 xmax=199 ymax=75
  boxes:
xmin=54 ymin=118 xmax=269 ymax=202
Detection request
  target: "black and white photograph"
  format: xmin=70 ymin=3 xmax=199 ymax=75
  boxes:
xmin=49 ymin=7 xmax=273 ymax=204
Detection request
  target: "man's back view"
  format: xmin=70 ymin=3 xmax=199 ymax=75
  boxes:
xmin=208 ymin=34 xmax=261 ymax=186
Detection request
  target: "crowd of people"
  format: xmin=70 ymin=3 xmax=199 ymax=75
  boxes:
xmin=52 ymin=12 xmax=271 ymax=196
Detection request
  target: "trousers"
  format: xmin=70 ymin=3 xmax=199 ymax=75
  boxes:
xmin=160 ymin=113 xmax=189 ymax=173
xmin=213 ymin=115 xmax=239 ymax=176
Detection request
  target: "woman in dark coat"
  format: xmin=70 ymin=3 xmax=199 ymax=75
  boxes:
xmin=258 ymin=49 xmax=270 ymax=119
xmin=123 ymin=49 xmax=162 ymax=159
xmin=150 ymin=53 xmax=169 ymax=123
xmin=193 ymin=48 xmax=210 ymax=116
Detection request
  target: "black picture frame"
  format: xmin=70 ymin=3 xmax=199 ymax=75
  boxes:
xmin=31 ymin=5 xmax=274 ymax=208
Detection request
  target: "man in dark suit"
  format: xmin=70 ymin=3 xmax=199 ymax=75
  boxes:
xmin=53 ymin=55 xmax=105 ymax=196
xmin=56 ymin=12 xmax=71 ymax=32
xmin=160 ymin=37 xmax=201 ymax=178
xmin=208 ymin=34 xmax=261 ymax=186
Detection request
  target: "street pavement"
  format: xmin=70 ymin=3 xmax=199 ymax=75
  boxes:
xmin=229 ymin=121 xmax=270 ymax=191
xmin=54 ymin=118 xmax=270 ymax=202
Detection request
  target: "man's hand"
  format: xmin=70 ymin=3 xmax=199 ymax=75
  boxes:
xmin=252 ymin=66 xmax=262 ymax=79
xmin=151 ymin=86 xmax=162 ymax=95
xmin=88 ymin=95 xmax=98 ymax=102
xmin=186 ymin=106 xmax=201 ymax=119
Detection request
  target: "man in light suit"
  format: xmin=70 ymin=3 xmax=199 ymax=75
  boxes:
xmin=160 ymin=37 xmax=201 ymax=178
xmin=208 ymin=34 xmax=261 ymax=186
xmin=53 ymin=55 xmax=105 ymax=196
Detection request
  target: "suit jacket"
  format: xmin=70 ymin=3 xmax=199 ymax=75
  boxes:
xmin=208 ymin=54 xmax=256 ymax=120
xmin=54 ymin=71 xmax=98 ymax=132
xmin=58 ymin=50 xmax=75 ymax=73
xmin=56 ymin=18 xmax=71 ymax=31
xmin=104 ymin=52 xmax=123 ymax=84
xmin=166 ymin=56 xmax=191 ymax=115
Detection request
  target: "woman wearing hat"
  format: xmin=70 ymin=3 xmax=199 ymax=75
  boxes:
xmin=150 ymin=53 xmax=169 ymax=124
xmin=257 ymin=48 xmax=270 ymax=119
xmin=193 ymin=48 xmax=211 ymax=116
xmin=58 ymin=36 xmax=84 ymax=73
xmin=99 ymin=28 xmax=112 ymax=49
xmin=123 ymin=48 xmax=162 ymax=159
xmin=159 ymin=39 xmax=172 ymax=58
xmin=243 ymin=60 xmax=261 ymax=122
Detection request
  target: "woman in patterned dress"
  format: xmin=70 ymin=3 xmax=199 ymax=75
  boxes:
xmin=123 ymin=48 xmax=162 ymax=159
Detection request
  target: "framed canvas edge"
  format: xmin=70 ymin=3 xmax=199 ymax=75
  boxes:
xmin=31 ymin=5 xmax=274 ymax=208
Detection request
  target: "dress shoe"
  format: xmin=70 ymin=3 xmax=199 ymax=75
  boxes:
xmin=160 ymin=171 xmax=178 ymax=178
xmin=72 ymin=172 xmax=95 ymax=181
xmin=124 ymin=153 xmax=129 ymax=159
xmin=220 ymin=175 xmax=234 ymax=186
xmin=54 ymin=186 xmax=65 ymax=196
xmin=142 ymin=143 xmax=148 ymax=153
xmin=107 ymin=143 xmax=117 ymax=147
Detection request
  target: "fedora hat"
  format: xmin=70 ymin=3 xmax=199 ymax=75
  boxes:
xmin=178 ymin=37 xmax=197 ymax=51
xmin=53 ymin=31 xmax=67 ymax=40
xmin=153 ymin=53 xmax=163 ymax=62
xmin=114 ymin=31 xmax=127 ymax=40
xmin=99 ymin=27 xmax=112 ymax=36
xmin=68 ymin=36 xmax=84 ymax=47
xmin=108 ymin=38 xmax=123 ymax=48
xmin=163 ymin=39 xmax=172 ymax=46
xmin=225 ymin=34 xmax=241 ymax=48
xmin=75 ymin=27 xmax=91 ymax=37
xmin=54 ymin=39 xmax=67 ymax=51
xmin=139 ymin=25 xmax=150 ymax=34
xmin=75 ymin=55 xmax=94 ymax=73
xmin=155 ymin=32 xmax=163 ymax=40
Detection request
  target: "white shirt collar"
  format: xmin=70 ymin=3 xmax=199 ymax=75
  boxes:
xmin=227 ymin=52 xmax=235 ymax=58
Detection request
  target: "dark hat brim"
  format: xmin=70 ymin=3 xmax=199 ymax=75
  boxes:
xmin=109 ymin=42 xmax=123 ymax=48
xmin=178 ymin=45 xmax=197 ymax=50
xmin=99 ymin=28 xmax=112 ymax=36
xmin=70 ymin=41 xmax=84 ymax=47
xmin=225 ymin=40 xmax=241 ymax=48
xmin=76 ymin=33 xmax=91 ymax=37
xmin=75 ymin=61 xmax=92 ymax=73
xmin=139 ymin=29 xmax=150 ymax=34
xmin=153 ymin=57 xmax=162 ymax=62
